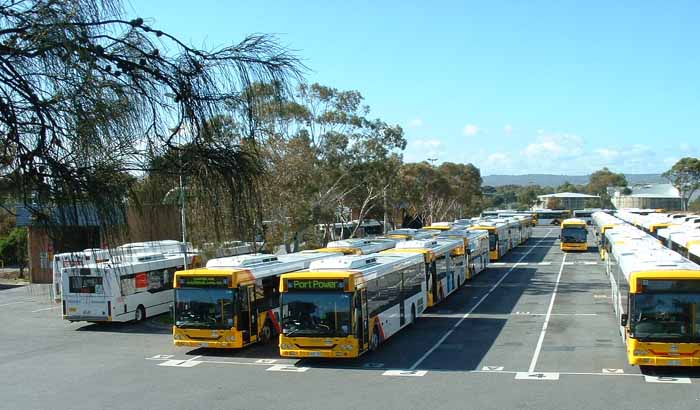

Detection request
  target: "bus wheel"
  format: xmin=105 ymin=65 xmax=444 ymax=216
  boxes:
xmin=369 ymin=326 xmax=380 ymax=352
xmin=261 ymin=321 xmax=273 ymax=343
xmin=135 ymin=305 xmax=146 ymax=322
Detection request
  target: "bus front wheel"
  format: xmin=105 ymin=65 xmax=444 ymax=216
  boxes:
xmin=369 ymin=326 xmax=380 ymax=352
xmin=135 ymin=305 xmax=146 ymax=322
xmin=261 ymin=321 xmax=273 ymax=343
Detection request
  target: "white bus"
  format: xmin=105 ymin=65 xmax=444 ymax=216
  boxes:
xmin=62 ymin=241 xmax=201 ymax=323
xmin=52 ymin=249 xmax=110 ymax=302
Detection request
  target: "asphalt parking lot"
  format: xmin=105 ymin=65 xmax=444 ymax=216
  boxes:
xmin=1 ymin=227 xmax=699 ymax=410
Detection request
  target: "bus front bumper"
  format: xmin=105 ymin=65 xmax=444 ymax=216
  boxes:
xmin=173 ymin=327 xmax=243 ymax=348
xmin=279 ymin=337 xmax=358 ymax=358
xmin=560 ymin=243 xmax=588 ymax=251
xmin=629 ymin=355 xmax=700 ymax=367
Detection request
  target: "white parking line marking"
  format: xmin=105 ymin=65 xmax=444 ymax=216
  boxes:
xmin=383 ymin=370 xmax=427 ymax=377
xmin=583 ymin=261 xmax=598 ymax=265
xmin=150 ymin=354 xmax=174 ymax=360
xmin=563 ymin=262 xmax=574 ymax=265
xmin=158 ymin=359 xmax=202 ymax=367
xmin=31 ymin=306 xmax=60 ymax=313
xmin=515 ymin=372 xmax=559 ymax=381
xmin=408 ymin=230 xmax=553 ymax=371
xmin=481 ymin=366 xmax=504 ymax=371
xmin=490 ymin=262 xmax=506 ymax=266
xmin=602 ymin=368 xmax=624 ymax=374
xmin=255 ymin=359 xmax=277 ymax=364
xmin=266 ymin=365 xmax=309 ymax=372
xmin=528 ymin=252 xmax=567 ymax=373
xmin=644 ymin=376 xmax=691 ymax=384
xmin=538 ymin=262 xmax=552 ymax=265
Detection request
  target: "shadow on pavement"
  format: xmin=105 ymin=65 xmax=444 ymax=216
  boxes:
xmin=74 ymin=315 xmax=171 ymax=335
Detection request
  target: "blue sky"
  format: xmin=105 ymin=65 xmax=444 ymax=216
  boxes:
xmin=134 ymin=0 xmax=700 ymax=175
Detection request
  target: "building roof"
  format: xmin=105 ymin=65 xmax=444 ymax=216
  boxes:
xmin=537 ymin=192 xmax=600 ymax=199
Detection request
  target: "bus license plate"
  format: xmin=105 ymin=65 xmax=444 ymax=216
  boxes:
xmin=668 ymin=360 xmax=681 ymax=366
xmin=309 ymin=351 xmax=321 ymax=357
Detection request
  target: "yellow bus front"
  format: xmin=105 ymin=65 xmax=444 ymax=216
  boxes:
xmin=624 ymin=271 xmax=700 ymax=366
xmin=560 ymin=220 xmax=588 ymax=252
xmin=278 ymin=272 xmax=364 ymax=358
xmin=173 ymin=269 xmax=247 ymax=349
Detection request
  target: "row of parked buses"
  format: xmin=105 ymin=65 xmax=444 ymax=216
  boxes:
xmin=57 ymin=214 xmax=532 ymax=358
xmin=614 ymin=210 xmax=700 ymax=264
xmin=591 ymin=211 xmax=700 ymax=367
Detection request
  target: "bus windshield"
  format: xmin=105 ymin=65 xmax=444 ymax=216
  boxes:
xmin=631 ymin=293 xmax=700 ymax=342
xmin=280 ymin=292 xmax=352 ymax=337
xmin=174 ymin=288 xmax=235 ymax=329
xmin=488 ymin=234 xmax=497 ymax=251
xmin=68 ymin=276 xmax=104 ymax=294
xmin=561 ymin=227 xmax=587 ymax=243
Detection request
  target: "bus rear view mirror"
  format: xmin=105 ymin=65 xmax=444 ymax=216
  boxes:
xmin=620 ymin=313 xmax=628 ymax=327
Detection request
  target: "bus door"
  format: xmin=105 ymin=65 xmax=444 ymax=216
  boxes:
xmin=429 ymin=261 xmax=438 ymax=303
xmin=355 ymin=289 xmax=369 ymax=351
xmin=238 ymin=285 xmax=256 ymax=344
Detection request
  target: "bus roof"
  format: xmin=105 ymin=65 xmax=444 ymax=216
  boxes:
xmin=561 ymin=218 xmax=587 ymax=227
xmin=281 ymin=253 xmax=425 ymax=284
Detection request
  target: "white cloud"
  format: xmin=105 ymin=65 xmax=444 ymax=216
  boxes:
xmin=408 ymin=118 xmax=423 ymax=128
xmin=504 ymin=124 xmax=513 ymax=135
xmin=463 ymin=124 xmax=480 ymax=137
xmin=412 ymin=138 xmax=442 ymax=148
xmin=522 ymin=134 xmax=583 ymax=159
xmin=594 ymin=148 xmax=619 ymax=159
xmin=488 ymin=152 xmax=509 ymax=163
xmin=403 ymin=137 xmax=445 ymax=163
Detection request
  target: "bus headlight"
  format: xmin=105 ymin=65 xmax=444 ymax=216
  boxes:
xmin=342 ymin=344 xmax=353 ymax=350
xmin=634 ymin=349 xmax=648 ymax=356
xmin=173 ymin=334 xmax=182 ymax=340
xmin=280 ymin=343 xmax=292 ymax=349
xmin=227 ymin=336 xmax=236 ymax=341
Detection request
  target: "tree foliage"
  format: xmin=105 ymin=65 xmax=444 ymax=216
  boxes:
xmin=397 ymin=161 xmax=482 ymax=225
xmin=663 ymin=157 xmax=700 ymax=211
xmin=0 ymin=227 xmax=27 ymax=276
xmin=0 ymin=0 xmax=302 ymax=241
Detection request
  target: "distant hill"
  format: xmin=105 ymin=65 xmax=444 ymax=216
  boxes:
xmin=482 ymin=173 xmax=665 ymax=187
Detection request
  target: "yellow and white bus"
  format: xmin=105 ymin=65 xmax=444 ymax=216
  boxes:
xmin=278 ymin=253 xmax=426 ymax=358
xmin=381 ymin=238 xmax=465 ymax=307
xmin=385 ymin=228 xmax=434 ymax=242
xmin=317 ymin=238 xmax=397 ymax=255
xmin=606 ymin=225 xmax=700 ymax=366
xmin=468 ymin=221 xmax=508 ymax=261
xmin=173 ymin=251 xmax=338 ymax=349
xmin=560 ymin=218 xmax=588 ymax=252
xmin=592 ymin=211 xmax=623 ymax=259
xmin=62 ymin=241 xmax=201 ymax=323
xmin=466 ymin=230 xmax=490 ymax=277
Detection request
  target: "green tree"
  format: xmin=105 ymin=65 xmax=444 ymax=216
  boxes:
xmin=663 ymin=157 xmax=700 ymax=211
xmin=587 ymin=167 xmax=628 ymax=207
xmin=689 ymin=197 xmax=700 ymax=212
xmin=0 ymin=228 xmax=27 ymax=277
xmin=244 ymin=83 xmax=406 ymax=249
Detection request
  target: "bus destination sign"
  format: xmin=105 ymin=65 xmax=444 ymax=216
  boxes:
xmin=287 ymin=279 xmax=345 ymax=291
xmin=179 ymin=276 xmax=229 ymax=288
